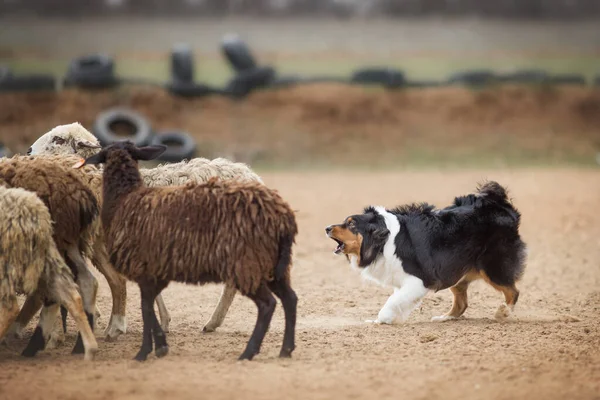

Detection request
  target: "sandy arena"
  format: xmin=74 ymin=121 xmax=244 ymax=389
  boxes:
xmin=0 ymin=168 xmax=598 ymax=400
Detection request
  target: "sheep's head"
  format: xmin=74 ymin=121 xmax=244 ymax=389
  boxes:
xmin=28 ymin=122 xmax=101 ymax=159
xmin=73 ymin=141 xmax=167 ymax=168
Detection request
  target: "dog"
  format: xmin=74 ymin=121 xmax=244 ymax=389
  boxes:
xmin=325 ymin=181 xmax=527 ymax=324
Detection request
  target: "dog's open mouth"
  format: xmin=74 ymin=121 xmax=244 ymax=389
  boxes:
xmin=331 ymin=238 xmax=345 ymax=255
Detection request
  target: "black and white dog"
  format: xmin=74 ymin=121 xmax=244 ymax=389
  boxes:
xmin=325 ymin=181 xmax=527 ymax=324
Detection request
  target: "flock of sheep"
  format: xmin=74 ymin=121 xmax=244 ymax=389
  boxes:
xmin=0 ymin=123 xmax=298 ymax=361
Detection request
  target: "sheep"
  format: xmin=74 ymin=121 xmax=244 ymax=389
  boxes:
xmin=28 ymin=122 xmax=266 ymax=339
xmin=74 ymin=141 xmax=298 ymax=361
xmin=0 ymin=155 xmax=100 ymax=356
xmin=0 ymin=185 xmax=98 ymax=361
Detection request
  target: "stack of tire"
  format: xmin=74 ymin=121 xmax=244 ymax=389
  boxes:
xmin=166 ymin=43 xmax=219 ymax=97
xmin=221 ymin=34 xmax=276 ymax=98
xmin=93 ymin=107 xmax=196 ymax=162
xmin=0 ymin=65 xmax=56 ymax=92
xmin=63 ymin=55 xmax=119 ymax=89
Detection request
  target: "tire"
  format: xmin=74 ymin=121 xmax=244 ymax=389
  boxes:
xmin=170 ymin=43 xmax=195 ymax=83
xmin=548 ymin=74 xmax=587 ymax=86
xmin=496 ymin=69 xmax=548 ymax=84
xmin=166 ymin=81 xmax=222 ymax=97
xmin=64 ymin=54 xmax=118 ymax=89
xmin=225 ymin=66 xmax=276 ymax=98
xmin=447 ymin=70 xmax=496 ymax=86
xmin=93 ymin=108 xmax=153 ymax=146
xmin=221 ymin=34 xmax=258 ymax=73
xmin=0 ymin=74 xmax=56 ymax=92
xmin=350 ymin=67 xmax=405 ymax=88
xmin=151 ymin=131 xmax=197 ymax=162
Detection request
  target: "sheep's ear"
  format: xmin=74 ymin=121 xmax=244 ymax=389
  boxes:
xmin=75 ymin=151 xmax=106 ymax=168
xmin=77 ymin=140 xmax=101 ymax=149
xmin=132 ymin=145 xmax=167 ymax=161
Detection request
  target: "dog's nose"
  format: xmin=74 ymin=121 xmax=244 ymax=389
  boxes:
xmin=26 ymin=147 xmax=32 ymax=155
xmin=325 ymin=225 xmax=333 ymax=234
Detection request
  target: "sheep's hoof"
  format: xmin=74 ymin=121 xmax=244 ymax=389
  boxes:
xmin=71 ymin=334 xmax=85 ymax=355
xmin=21 ymin=326 xmax=45 ymax=358
xmin=202 ymin=325 xmax=216 ymax=333
xmin=134 ymin=352 xmax=149 ymax=362
xmin=155 ymin=345 xmax=169 ymax=358
xmin=238 ymin=351 xmax=256 ymax=361
xmin=279 ymin=348 xmax=294 ymax=358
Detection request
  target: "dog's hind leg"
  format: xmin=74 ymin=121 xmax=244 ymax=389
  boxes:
xmin=431 ymin=271 xmax=480 ymax=322
xmin=480 ymin=271 xmax=520 ymax=320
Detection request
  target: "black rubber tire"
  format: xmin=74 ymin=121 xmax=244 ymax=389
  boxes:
xmin=350 ymin=67 xmax=405 ymax=88
xmin=547 ymin=74 xmax=587 ymax=86
xmin=496 ymin=69 xmax=548 ymax=84
xmin=64 ymin=54 xmax=118 ymax=89
xmin=0 ymin=74 xmax=56 ymax=92
xmin=221 ymin=34 xmax=258 ymax=73
xmin=170 ymin=43 xmax=195 ymax=83
xmin=93 ymin=108 xmax=153 ymax=146
xmin=166 ymin=81 xmax=223 ymax=97
xmin=225 ymin=66 xmax=276 ymax=98
xmin=447 ymin=70 xmax=496 ymax=86
xmin=151 ymin=131 xmax=197 ymax=162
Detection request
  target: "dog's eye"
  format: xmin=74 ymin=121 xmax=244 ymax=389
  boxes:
xmin=348 ymin=221 xmax=355 ymax=229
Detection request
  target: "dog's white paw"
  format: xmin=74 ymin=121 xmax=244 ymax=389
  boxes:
xmin=365 ymin=318 xmax=392 ymax=325
xmin=494 ymin=303 xmax=512 ymax=320
xmin=431 ymin=315 xmax=456 ymax=322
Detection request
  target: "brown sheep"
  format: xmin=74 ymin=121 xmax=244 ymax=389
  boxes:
xmin=0 ymin=186 xmax=98 ymax=361
xmin=75 ymin=141 xmax=298 ymax=361
xmin=0 ymin=155 xmax=100 ymax=356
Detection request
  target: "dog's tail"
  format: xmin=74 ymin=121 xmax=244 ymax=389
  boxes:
xmin=477 ymin=180 xmax=521 ymax=226
xmin=476 ymin=181 xmax=509 ymax=202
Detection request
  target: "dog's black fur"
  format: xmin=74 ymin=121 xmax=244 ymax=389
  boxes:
xmin=331 ymin=181 xmax=526 ymax=292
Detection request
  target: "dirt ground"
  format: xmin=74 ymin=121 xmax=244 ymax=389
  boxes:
xmin=0 ymin=169 xmax=599 ymax=400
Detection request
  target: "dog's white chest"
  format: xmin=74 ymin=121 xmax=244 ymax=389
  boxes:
xmin=350 ymin=206 xmax=410 ymax=289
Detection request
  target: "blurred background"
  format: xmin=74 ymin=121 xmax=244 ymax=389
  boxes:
xmin=1 ymin=0 xmax=599 ymax=168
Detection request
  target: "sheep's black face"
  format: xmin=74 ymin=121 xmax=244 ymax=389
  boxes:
xmin=73 ymin=141 xmax=167 ymax=168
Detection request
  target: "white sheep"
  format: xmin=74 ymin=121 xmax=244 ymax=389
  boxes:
xmin=27 ymin=122 xmax=265 ymax=340
xmin=0 ymin=185 xmax=98 ymax=361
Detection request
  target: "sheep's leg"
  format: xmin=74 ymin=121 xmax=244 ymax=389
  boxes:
xmin=134 ymin=282 xmax=166 ymax=361
xmin=52 ymin=273 xmax=98 ymax=361
xmin=21 ymin=301 xmax=59 ymax=357
xmin=66 ymin=247 xmax=98 ymax=355
xmin=203 ymin=284 xmax=237 ymax=333
xmin=0 ymin=295 xmax=20 ymax=341
xmin=91 ymin=242 xmax=128 ymax=341
xmin=6 ymin=294 xmax=43 ymax=339
xmin=238 ymin=283 xmax=276 ymax=361
xmin=268 ymin=279 xmax=297 ymax=358
xmin=155 ymin=293 xmax=171 ymax=333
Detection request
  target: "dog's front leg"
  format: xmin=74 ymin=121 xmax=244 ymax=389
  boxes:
xmin=366 ymin=276 xmax=429 ymax=324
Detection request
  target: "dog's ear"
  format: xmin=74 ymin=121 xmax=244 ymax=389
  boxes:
xmin=359 ymin=227 xmax=389 ymax=267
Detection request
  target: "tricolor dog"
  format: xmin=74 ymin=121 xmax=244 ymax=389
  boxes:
xmin=325 ymin=181 xmax=527 ymax=324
